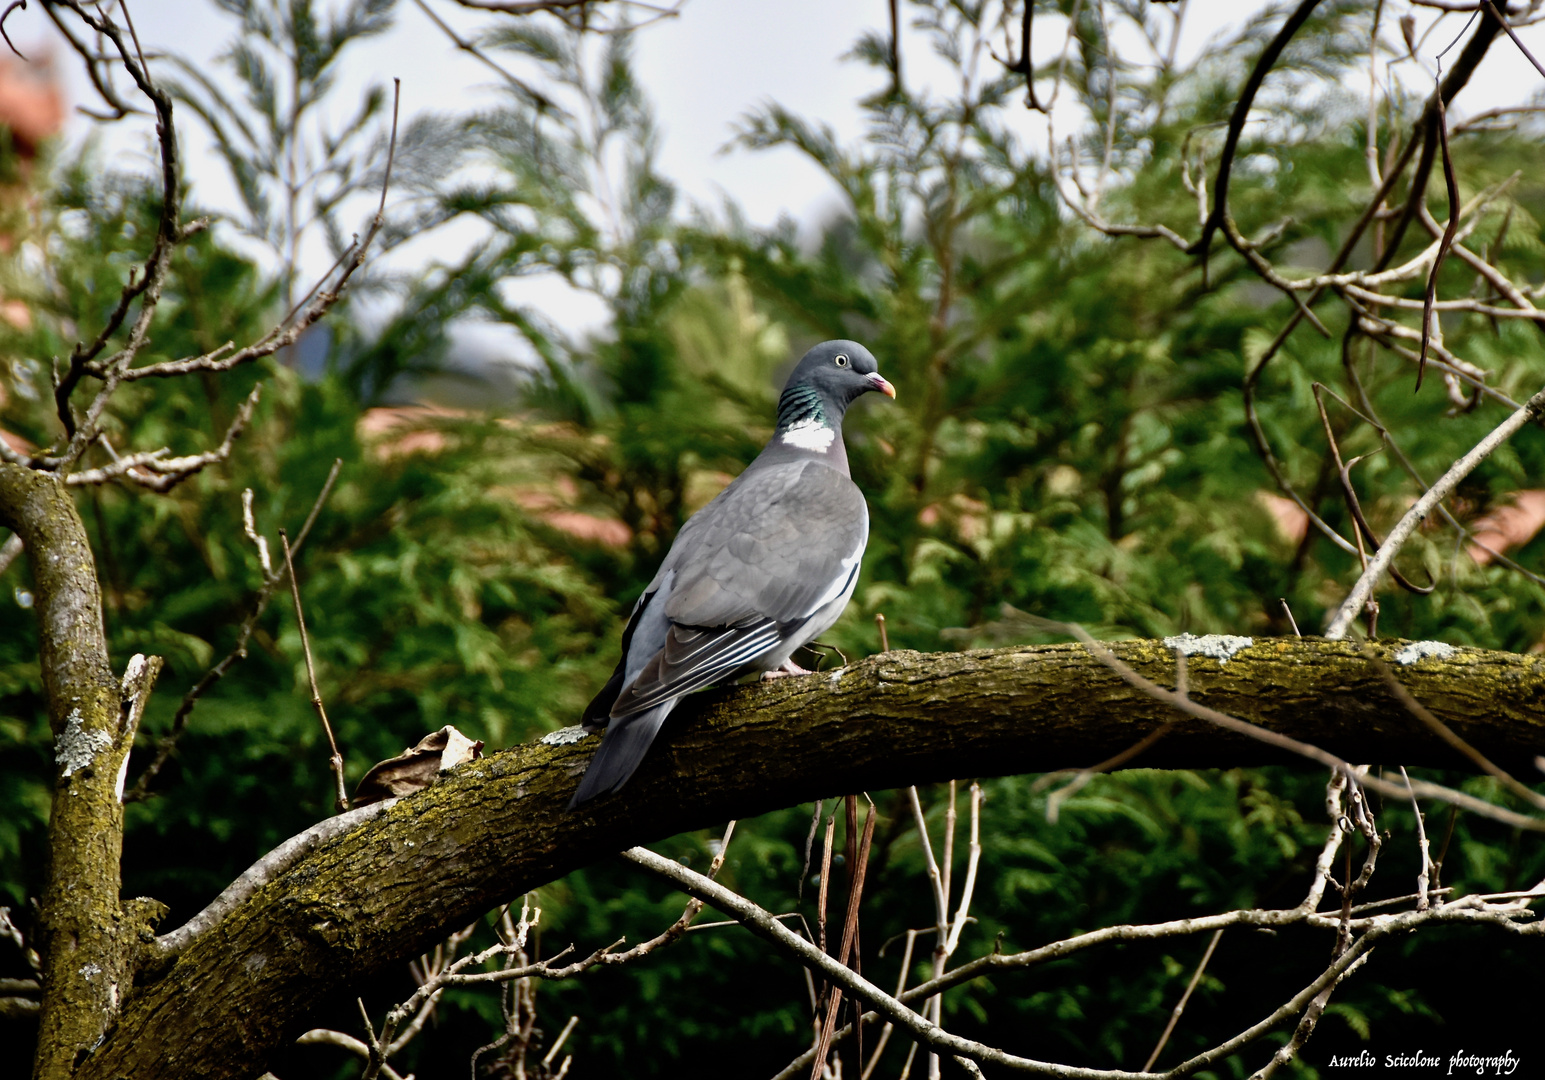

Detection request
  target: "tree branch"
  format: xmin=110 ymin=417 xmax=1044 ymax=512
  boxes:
xmin=72 ymin=638 xmax=1545 ymax=1080
xmin=1326 ymin=383 xmax=1545 ymax=639
xmin=0 ymin=463 xmax=132 ymax=1076
xmin=1189 ymin=0 xmax=1323 ymax=259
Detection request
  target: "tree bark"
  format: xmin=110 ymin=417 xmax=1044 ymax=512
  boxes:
xmin=67 ymin=635 xmax=1545 ymax=1080
xmin=0 ymin=464 xmax=156 ymax=1080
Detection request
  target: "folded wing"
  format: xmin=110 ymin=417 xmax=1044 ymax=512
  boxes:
xmin=610 ymin=460 xmax=867 ymax=717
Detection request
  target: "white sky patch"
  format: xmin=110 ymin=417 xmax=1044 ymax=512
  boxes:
xmin=780 ymin=418 xmax=836 ymax=452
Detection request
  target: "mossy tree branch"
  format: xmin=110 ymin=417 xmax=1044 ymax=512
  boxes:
xmin=0 ymin=463 xmax=152 ymax=1080
xmin=71 ymin=637 xmax=1545 ymax=1080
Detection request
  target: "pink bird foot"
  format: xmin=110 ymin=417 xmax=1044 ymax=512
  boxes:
xmin=761 ymin=658 xmax=814 ymax=679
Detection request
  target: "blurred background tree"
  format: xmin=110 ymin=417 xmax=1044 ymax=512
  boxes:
xmin=3 ymin=0 xmax=1544 ymax=1076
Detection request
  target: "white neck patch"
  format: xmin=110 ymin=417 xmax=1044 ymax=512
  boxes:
xmin=780 ymin=417 xmax=836 ymax=452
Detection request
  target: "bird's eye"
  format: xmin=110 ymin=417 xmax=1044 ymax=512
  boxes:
xmin=835 ymin=354 xmax=849 ymax=368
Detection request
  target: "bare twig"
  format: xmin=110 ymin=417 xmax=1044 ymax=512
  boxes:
xmin=0 ymin=0 xmax=27 ymax=60
xmin=0 ymin=532 xmax=22 ymax=576
xmin=1480 ymin=0 xmax=1545 ymax=78
xmin=1144 ymin=928 xmax=1224 ymax=1072
xmin=1326 ymin=383 xmax=1545 ymax=639
xmin=799 ymin=799 xmax=823 ymax=903
xmin=858 ymin=929 xmax=918 ymax=1080
xmin=817 ymin=811 xmax=836 ymax=959
xmin=125 ymin=459 xmax=342 ymax=802
xmin=280 ymin=528 xmax=349 ymax=814
xmin=657 ymin=840 xmax=1544 ymax=1080
xmin=388 ymin=925 xmax=478 ymax=1057
xmin=944 ymin=782 xmax=982 ymax=961
xmin=1034 ymin=722 xmax=1176 ymax=822
xmin=1399 ymin=766 xmax=1434 ymax=912
xmin=410 ymin=0 xmax=563 ymax=112
xmin=1312 ymin=380 xmax=1433 ymax=598
xmin=543 ymin=1014 xmax=580 ymax=1070
xmin=1249 ymin=953 xmax=1371 ymax=1078
xmin=811 ymin=799 xmax=876 ymax=1079
xmin=294 ymin=1029 xmax=409 ymax=1080
xmin=1416 ymin=76 xmax=1463 ymax=390
xmin=333 ymin=824 xmax=736 ymax=1079
xmin=1190 ymin=0 xmax=1324 ymax=260
xmin=1237 ymin=12 xmax=1501 ymax=547
xmin=351 ymin=858 xmax=708 ymax=1080
xmin=65 ymin=385 xmax=262 ymax=491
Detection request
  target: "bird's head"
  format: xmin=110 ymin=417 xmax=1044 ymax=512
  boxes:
xmin=782 ymin=340 xmax=896 ymax=413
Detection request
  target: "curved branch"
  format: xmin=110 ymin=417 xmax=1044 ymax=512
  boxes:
xmin=75 ymin=638 xmax=1545 ymax=1080
xmin=1189 ymin=0 xmax=1324 ymax=259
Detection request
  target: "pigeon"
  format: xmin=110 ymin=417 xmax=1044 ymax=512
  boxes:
xmin=569 ymin=339 xmax=895 ymax=807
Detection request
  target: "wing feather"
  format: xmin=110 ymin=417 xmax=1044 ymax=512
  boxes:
xmin=608 ymin=459 xmax=868 ymax=718
xmin=612 ymin=621 xmax=783 ymax=715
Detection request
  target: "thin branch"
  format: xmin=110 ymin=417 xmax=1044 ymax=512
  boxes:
xmin=50 ymin=1 xmax=180 ymax=467
xmin=1035 ymin=720 xmax=1177 ymax=822
xmin=1416 ymin=75 xmax=1463 ymax=390
xmin=410 ymin=0 xmax=563 ymax=112
xmin=633 ymin=846 xmax=1543 ymax=1080
xmin=124 ymin=460 xmax=342 ymax=802
xmin=0 ymin=0 xmax=25 ymax=59
xmin=1326 ymin=382 xmax=1545 ymax=639
xmin=82 ymin=81 xmax=402 ymax=386
xmin=1399 ymin=766 xmax=1434 ymax=912
xmin=811 ymin=799 xmax=876 ymax=1078
xmin=0 ymin=532 xmax=22 ymax=576
xmin=1190 ymin=0 xmax=1324 ymax=260
xmin=280 ymin=528 xmax=350 ymax=814
xmin=377 ymin=833 xmax=729 ymax=1041
xmin=543 ymin=1014 xmax=580 ymax=1070
xmin=1312 ymin=380 xmax=1433 ymax=597
xmin=1237 ymin=11 xmax=1502 ymax=540
xmin=799 ymin=799 xmax=823 ymax=903
xmin=906 ymin=786 xmax=950 ymax=930
xmin=626 ymin=844 xmax=1137 ymax=1079
xmin=817 ymin=810 xmax=835 ymax=959
xmin=65 ymin=385 xmax=262 ymax=491
xmin=1249 ymin=952 xmax=1369 ymax=1078
xmin=1480 ymin=0 xmax=1545 ymax=78
xmin=857 ymin=929 xmax=918 ymax=1080
xmin=1144 ymin=928 xmax=1224 ymax=1072
xmin=294 ymin=1029 xmax=409 ymax=1080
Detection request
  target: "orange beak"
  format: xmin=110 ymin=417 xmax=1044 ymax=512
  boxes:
xmin=866 ymin=372 xmax=897 ymax=399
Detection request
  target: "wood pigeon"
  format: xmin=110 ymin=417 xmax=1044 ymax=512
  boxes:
xmin=569 ymin=340 xmax=895 ymax=807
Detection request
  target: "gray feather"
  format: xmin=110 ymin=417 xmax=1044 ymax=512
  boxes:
xmin=568 ymin=339 xmax=891 ymax=807
xmin=566 ymin=702 xmax=673 ymax=808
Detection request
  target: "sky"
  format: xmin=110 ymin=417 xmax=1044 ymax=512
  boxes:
xmin=12 ymin=0 xmax=1545 ymax=358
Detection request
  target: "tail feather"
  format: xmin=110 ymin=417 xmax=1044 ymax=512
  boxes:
xmin=567 ymin=701 xmax=675 ymax=809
